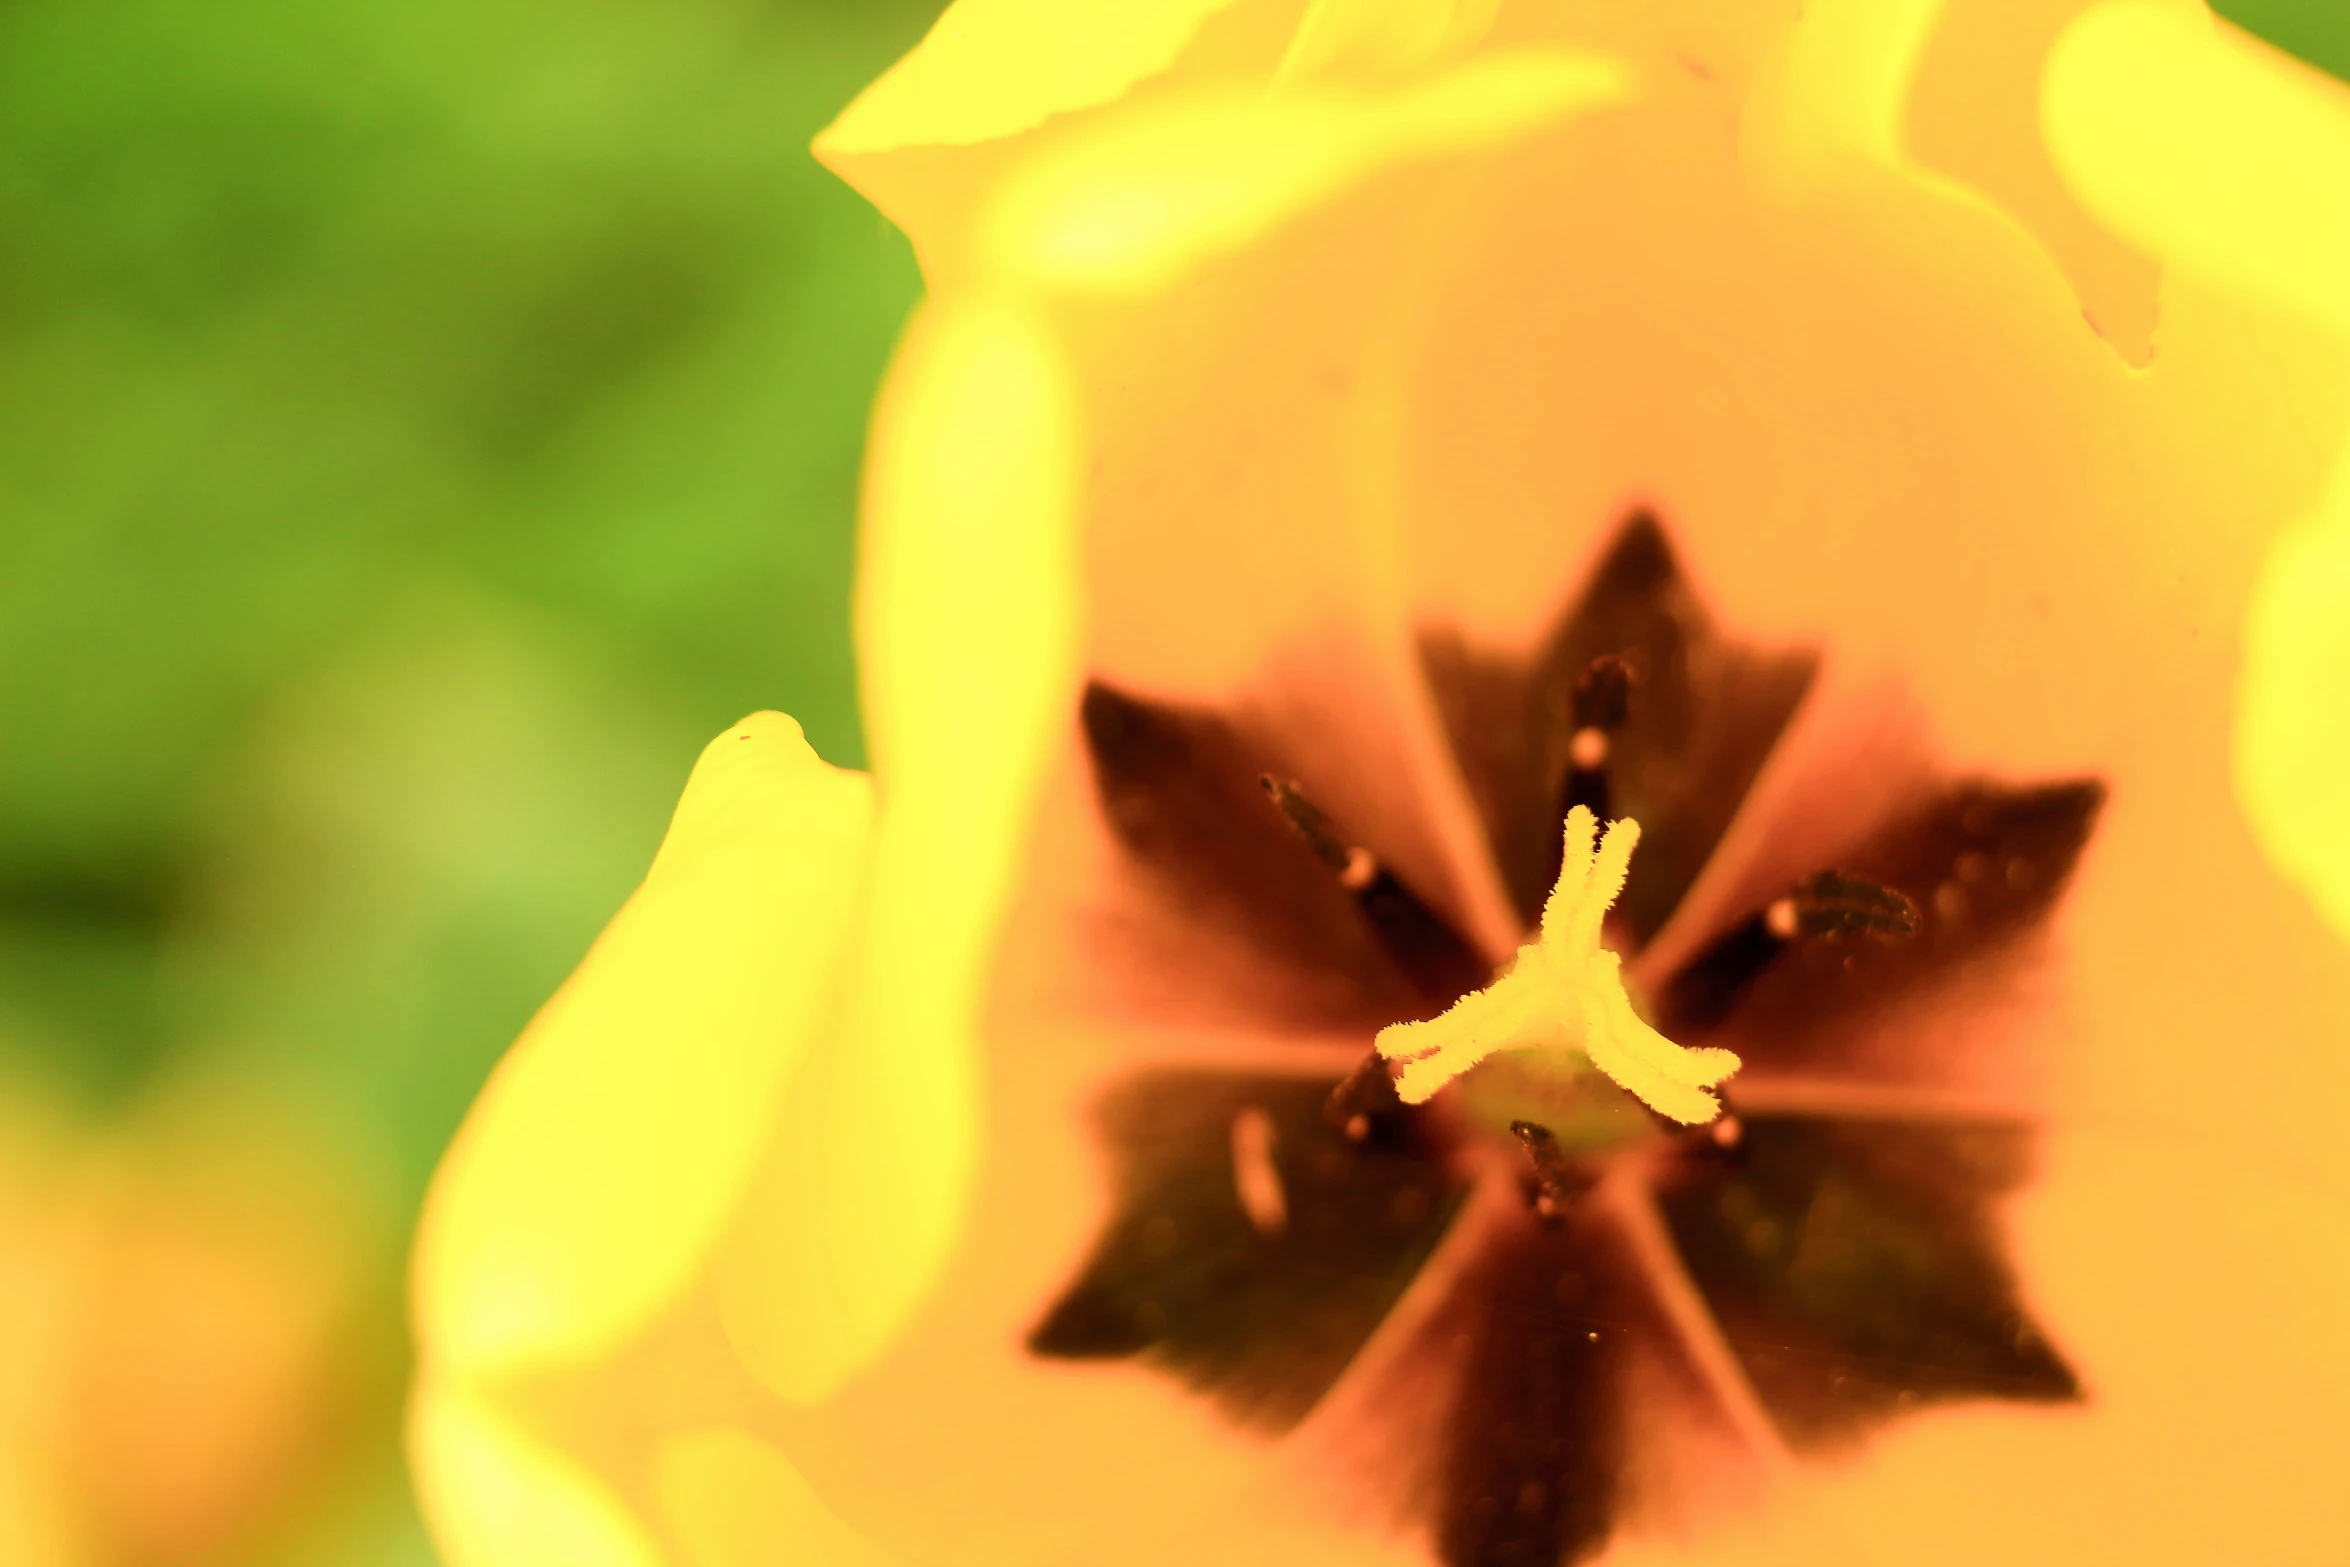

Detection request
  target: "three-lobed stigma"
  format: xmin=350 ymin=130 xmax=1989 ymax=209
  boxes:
xmin=1375 ymin=806 xmax=1741 ymax=1124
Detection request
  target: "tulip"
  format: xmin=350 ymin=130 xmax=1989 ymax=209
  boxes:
xmin=412 ymin=3 xmax=2350 ymax=1564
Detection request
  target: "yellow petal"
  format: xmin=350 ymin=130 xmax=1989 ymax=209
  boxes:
xmin=1816 ymin=1129 xmax=2350 ymax=1561
xmin=986 ymin=50 xmax=1632 ymax=296
xmin=0 ymin=1453 xmax=71 ymax=1567
xmin=1746 ymin=0 xmax=1944 ymax=182
xmin=656 ymin=1430 xmax=903 ymax=1567
xmin=818 ymin=0 xmax=1249 ymax=158
xmin=1275 ymin=0 xmax=1499 ymax=83
xmin=2240 ymin=505 xmax=2350 ymax=946
xmin=714 ymin=298 xmax=1081 ymax=1404
xmin=1897 ymin=0 xmax=2175 ymax=364
xmin=414 ymin=713 xmax=875 ymax=1376
xmin=411 ymin=1380 xmax=666 ymax=1567
xmin=2043 ymin=2 xmax=2350 ymax=336
xmin=2041 ymin=4 xmax=2350 ymax=947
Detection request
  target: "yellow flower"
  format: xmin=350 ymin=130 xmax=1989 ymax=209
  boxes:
xmin=411 ymin=3 xmax=2350 ymax=1565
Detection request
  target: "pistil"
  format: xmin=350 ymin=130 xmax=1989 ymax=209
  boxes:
xmin=1375 ymin=807 xmax=1742 ymax=1124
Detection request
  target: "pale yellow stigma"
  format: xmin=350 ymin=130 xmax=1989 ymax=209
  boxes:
xmin=1375 ymin=807 xmax=1741 ymax=1125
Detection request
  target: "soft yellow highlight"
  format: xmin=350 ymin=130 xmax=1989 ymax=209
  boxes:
xmin=2044 ymin=3 xmax=2350 ymax=337
xmin=987 ymin=50 xmax=1631 ymax=295
xmin=2043 ymin=4 xmax=2350 ymax=946
xmin=1275 ymin=0 xmax=1500 ymax=83
xmin=2240 ymin=510 xmax=2350 ymax=945
xmin=412 ymin=1382 xmax=666 ymax=1567
xmin=657 ymin=1430 xmax=903 ymax=1567
xmin=1376 ymin=807 xmax=1740 ymax=1124
xmin=715 ymin=298 xmax=1082 ymax=1404
xmin=819 ymin=0 xmax=1245 ymax=157
xmin=414 ymin=713 xmax=874 ymax=1377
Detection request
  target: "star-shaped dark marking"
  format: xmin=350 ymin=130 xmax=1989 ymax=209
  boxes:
xmin=1029 ymin=513 xmax=2102 ymax=1566
xmin=1028 ymin=1070 xmax=1471 ymax=1430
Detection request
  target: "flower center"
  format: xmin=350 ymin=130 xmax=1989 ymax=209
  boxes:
xmin=1035 ymin=515 xmax=2103 ymax=1545
xmin=1375 ymin=806 xmax=1743 ymax=1126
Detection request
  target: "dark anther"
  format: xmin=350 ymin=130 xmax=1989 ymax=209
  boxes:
xmin=1784 ymin=871 xmax=1922 ymax=940
xmin=1571 ymin=654 xmax=1633 ymax=730
xmin=1260 ymin=776 xmax=1493 ymax=1006
xmin=1325 ymin=1050 xmax=1403 ymax=1142
xmin=1510 ymin=1121 xmax=1596 ymax=1218
xmin=1421 ymin=511 xmax=1819 ymax=937
xmin=1653 ymin=871 xmax=1920 ymax=1035
xmin=1551 ymin=654 xmax=1636 ymax=883
xmin=1260 ymin=776 xmax=1360 ymax=878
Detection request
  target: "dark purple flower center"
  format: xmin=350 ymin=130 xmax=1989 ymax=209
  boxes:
xmin=1030 ymin=513 xmax=2101 ymax=1567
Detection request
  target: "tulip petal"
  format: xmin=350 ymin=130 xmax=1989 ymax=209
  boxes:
xmin=715 ymin=298 xmax=1082 ymax=1405
xmin=1028 ymin=1069 xmax=1469 ymax=1430
xmin=1422 ymin=513 xmax=1817 ymax=942
xmin=1668 ymin=778 xmax=2104 ymax=1095
xmin=2048 ymin=5 xmax=2350 ymax=956
xmin=415 ymin=713 xmax=875 ymax=1377
xmin=1653 ymin=1116 xmax=2078 ymax=1450
xmin=1818 ymin=1128 xmax=2350 ymax=1562
xmin=1903 ymin=0 xmax=2167 ymax=363
xmin=1275 ymin=0 xmax=1500 ymax=83
xmin=411 ymin=1380 xmax=666 ymax=1567
xmin=2043 ymin=2 xmax=2350 ymax=338
xmin=818 ymin=0 xmax=1249 ymax=158
xmin=1745 ymin=0 xmax=1944 ymax=189
xmin=986 ymin=50 xmax=1632 ymax=296
xmin=656 ymin=1429 xmax=903 ymax=1567
xmin=1421 ymin=1199 xmax=1742 ymax=1567
xmin=2239 ymin=513 xmax=2350 ymax=948
xmin=1078 ymin=679 xmax=1487 ymax=1031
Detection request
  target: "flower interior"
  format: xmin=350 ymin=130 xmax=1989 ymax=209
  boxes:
xmin=1375 ymin=803 xmax=1745 ymax=1125
xmin=1030 ymin=511 xmax=2104 ymax=1567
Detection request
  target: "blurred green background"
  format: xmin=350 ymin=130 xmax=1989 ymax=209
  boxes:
xmin=0 ymin=0 xmax=940 ymax=1562
xmin=0 ymin=1 xmax=2337 ymax=1564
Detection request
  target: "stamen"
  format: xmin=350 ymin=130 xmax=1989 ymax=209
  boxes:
xmin=1572 ymin=653 xmax=1633 ymax=729
xmin=1375 ymin=807 xmax=1741 ymax=1124
xmin=1259 ymin=775 xmax=1353 ymax=873
xmin=1324 ymin=1050 xmax=1401 ymax=1141
xmin=1509 ymin=1120 xmax=1594 ymax=1217
xmin=1655 ymin=870 xmax=1921 ymax=1034
xmin=1260 ymin=775 xmax=1490 ymax=1003
xmin=1548 ymin=656 xmax=1633 ymax=878
xmin=1794 ymin=871 xmax=1924 ymax=938
xmin=1230 ymin=1106 xmax=1288 ymax=1236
